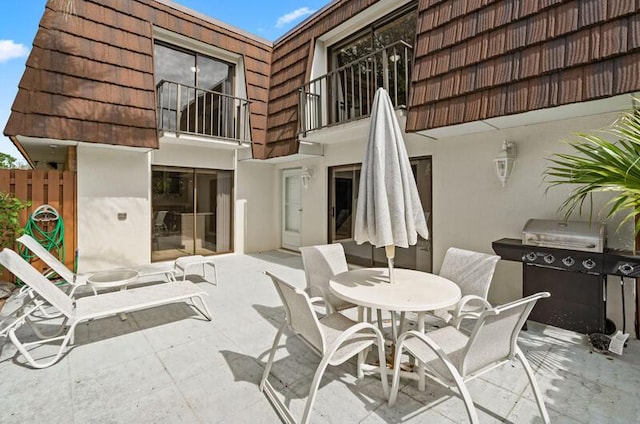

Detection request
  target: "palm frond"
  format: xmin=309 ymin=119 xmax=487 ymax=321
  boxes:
xmin=545 ymin=101 xmax=640 ymax=235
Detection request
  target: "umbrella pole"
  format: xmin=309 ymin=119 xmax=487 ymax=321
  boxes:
xmin=385 ymin=245 xmax=395 ymax=284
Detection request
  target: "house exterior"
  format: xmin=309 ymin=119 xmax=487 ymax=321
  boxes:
xmin=5 ymin=0 xmax=640 ymax=327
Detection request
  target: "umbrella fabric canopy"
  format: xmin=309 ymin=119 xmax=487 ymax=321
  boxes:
xmin=354 ymin=88 xmax=429 ymax=282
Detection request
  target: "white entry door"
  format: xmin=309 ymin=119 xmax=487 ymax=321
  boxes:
xmin=282 ymin=168 xmax=302 ymax=250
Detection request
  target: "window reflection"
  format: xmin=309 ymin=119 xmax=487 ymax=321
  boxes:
xmin=154 ymin=42 xmax=236 ymax=138
xmin=152 ymin=167 xmax=234 ymax=262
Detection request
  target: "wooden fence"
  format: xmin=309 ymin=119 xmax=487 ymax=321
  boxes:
xmin=0 ymin=169 xmax=76 ymax=281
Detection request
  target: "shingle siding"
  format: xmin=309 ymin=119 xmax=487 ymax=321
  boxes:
xmin=406 ymin=0 xmax=640 ymax=132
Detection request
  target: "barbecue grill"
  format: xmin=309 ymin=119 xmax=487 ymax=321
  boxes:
xmin=493 ymin=219 xmax=640 ymax=335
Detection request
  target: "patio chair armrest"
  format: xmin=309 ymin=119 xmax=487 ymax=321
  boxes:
xmin=451 ymin=295 xmax=492 ymax=328
xmin=326 ymin=321 xmax=385 ymax=365
xmin=309 ymin=296 xmax=326 ymax=305
xmin=308 ymin=286 xmax=338 ymax=314
xmin=395 ymin=330 xmax=458 ymax=374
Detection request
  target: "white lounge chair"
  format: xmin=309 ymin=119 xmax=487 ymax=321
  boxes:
xmin=389 ymin=292 xmax=551 ymax=424
xmin=260 ymin=271 xmax=389 ymax=424
xmin=0 ymin=248 xmax=212 ymax=369
xmin=17 ymin=234 xmax=176 ymax=297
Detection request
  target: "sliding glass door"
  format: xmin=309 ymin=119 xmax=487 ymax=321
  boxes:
xmin=151 ymin=166 xmax=233 ymax=262
xmin=328 ymin=157 xmax=432 ymax=271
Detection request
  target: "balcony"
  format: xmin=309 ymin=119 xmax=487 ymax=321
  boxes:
xmin=299 ymin=41 xmax=413 ymax=136
xmin=156 ymin=80 xmax=251 ymax=146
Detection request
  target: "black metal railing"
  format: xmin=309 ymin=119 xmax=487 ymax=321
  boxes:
xmin=299 ymin=40 xmax=413 ymax=135
xmin=156 ymin=80 xmax=251 ymax=143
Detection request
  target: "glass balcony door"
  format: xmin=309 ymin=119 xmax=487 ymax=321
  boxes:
xmin=328 ymin=157 xmax=432 ymax=272
xmin=154 ymin=41 xmax=235 ymax=138
xmin=152 ymin=167 xmax=233 ymax=262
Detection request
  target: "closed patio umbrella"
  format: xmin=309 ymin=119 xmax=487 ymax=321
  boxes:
xmin=354 ymin=87 xmax=429 ymax=284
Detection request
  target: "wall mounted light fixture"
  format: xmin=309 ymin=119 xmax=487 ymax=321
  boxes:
xmin=301 ymin=167 xmax=315 ymax=190
xmin=494 ymin=141 xmax=516 ymax=187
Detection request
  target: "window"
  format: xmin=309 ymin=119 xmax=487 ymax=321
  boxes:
xmin=154 ymin=42 xmax=238 ymax=138
xmin=325 ymin=4 xmax=417 ymax=124
xmin=151 ymin=167 xmax=234 ymax=262
xmin=328 ymin=157 xmax=432 ymax=272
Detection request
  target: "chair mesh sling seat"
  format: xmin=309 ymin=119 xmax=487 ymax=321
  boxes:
xmin=0 ymin=248 xmax=211 ymax=369
xmin=432 ymin=247 xmax=501 ymax=325
xmin=299 ymin=243 xmax=354 ymax=313
xmin=389 ymin=292 xmax=551 ymax=424
xmin=260 ymin=271 xmax=389 ymax=424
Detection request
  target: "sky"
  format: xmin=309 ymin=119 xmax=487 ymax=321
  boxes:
xmin=0 ymin=0 xmax=329 ymax=163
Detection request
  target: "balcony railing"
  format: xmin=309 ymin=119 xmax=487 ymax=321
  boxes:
xmin=156 ymin=80 xmax=251 ymax=143
xmin=299 ymin=40 xmax=413 ymax=135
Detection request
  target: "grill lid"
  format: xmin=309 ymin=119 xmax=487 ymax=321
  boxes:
xmin=522 ymin=219 xmax=606 ymax=252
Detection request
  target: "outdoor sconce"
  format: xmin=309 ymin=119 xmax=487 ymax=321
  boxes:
xmin=301 ymin=167 xmax=315 ymax=190
xmin=494 ymin=140 xmax=516 ymax=187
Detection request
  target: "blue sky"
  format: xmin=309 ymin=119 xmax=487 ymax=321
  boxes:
xmin=0 ymin=0 xmax=329 ymax=162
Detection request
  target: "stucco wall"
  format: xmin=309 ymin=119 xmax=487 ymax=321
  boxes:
xmin=236 ymin=159 xmax=279 ymax=252
xmin=152 ymin=143 xmax=235 ymax=170
xmin=77 ymin=145 xmax=151 ymax=272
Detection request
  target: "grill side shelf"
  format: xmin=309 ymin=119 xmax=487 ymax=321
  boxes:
xmin=492 ymin=238 xmax=523 ymax=262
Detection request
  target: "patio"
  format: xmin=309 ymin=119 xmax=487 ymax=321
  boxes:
xmin=0 ymin=250 xmax=638 ymax=423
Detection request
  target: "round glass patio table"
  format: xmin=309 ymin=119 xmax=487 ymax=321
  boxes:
xmin=86 ymin=269 xmax=139 ymax=289
xmin=86 ymin=269 xmax=139 ymax=320
xmin=330 ymin=267 xmax=461 ymax=390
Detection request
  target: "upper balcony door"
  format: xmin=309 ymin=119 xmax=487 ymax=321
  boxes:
xmin=154 ymin=42 xmax=246 ymax=140
xmin=299 ymin=3 xmax=417 ymax=135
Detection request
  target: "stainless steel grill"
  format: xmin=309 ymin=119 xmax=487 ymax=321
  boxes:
xmin=522 ymin=219 xmax=606 ymax=253
xmin=494 ymin=219 xmax=640 ymax=338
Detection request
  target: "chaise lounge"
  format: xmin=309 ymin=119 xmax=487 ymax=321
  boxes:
xmin=0 ymin=248 xmax=212 ymax=369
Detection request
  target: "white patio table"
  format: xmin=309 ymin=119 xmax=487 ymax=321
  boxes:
xmin=86 ymin=269 xmax=140 ymax=320
xmin=330 ymin=267 xmax=461 ymax=390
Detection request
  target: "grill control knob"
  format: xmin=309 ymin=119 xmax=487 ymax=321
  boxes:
xmin=543 ymin=254 xmax=555 ymax=264
xmin=562 ymin=257 xmax=575 ymax=267
xmin=619 ymin=263 xmax=634 ymax=275
xmin=525 ymin=252 xmax=537 ymax=262
xmin=582 ymin=259 xmax=597 ymax=270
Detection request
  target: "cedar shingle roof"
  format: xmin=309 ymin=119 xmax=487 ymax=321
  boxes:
xmin=405 ymin=0 xmax=640 ymax=132
xmin=4 ymin=0 xmax=272 ymax=152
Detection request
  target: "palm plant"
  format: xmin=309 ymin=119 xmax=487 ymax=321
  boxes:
xmin=545 ymin=104 xmax=640 ymax=235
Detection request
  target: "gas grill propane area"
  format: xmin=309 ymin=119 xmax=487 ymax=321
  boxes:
xmin=493 ymin=219 xmax=640 ymax=337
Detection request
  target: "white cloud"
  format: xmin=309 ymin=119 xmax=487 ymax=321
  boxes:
xmin=0 ymin=40 xmax=29 ymax=63
xmin=275 ymin=7 xmax=315 ymax=28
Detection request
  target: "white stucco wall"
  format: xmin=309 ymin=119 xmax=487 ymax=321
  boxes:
xmin=77 ymin=145 xmax=151 ymax=272
xmin=236 ymin=159 xmax=279 ymax=252
xmin=152 ymin=142 xmax=235 ymax=169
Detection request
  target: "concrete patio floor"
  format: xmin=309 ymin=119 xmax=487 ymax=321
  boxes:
xmin=0 ymin=250 xmax=639 ymax=423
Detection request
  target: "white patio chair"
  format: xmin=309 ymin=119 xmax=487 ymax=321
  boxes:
xmin=432 ymin=247 xmax=501 ymax=325
xmin=299 ymin=243 xmax=354 ymax=313
xmin=154 ymin=210 xmax=169 ymax=234
xmin=0 ymin=248 xmax=211 ymax=369
xmin=260 ymin=271 xmax=389 ymax=424
xmin=389 ymin=292 xmax=551 ymax=424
